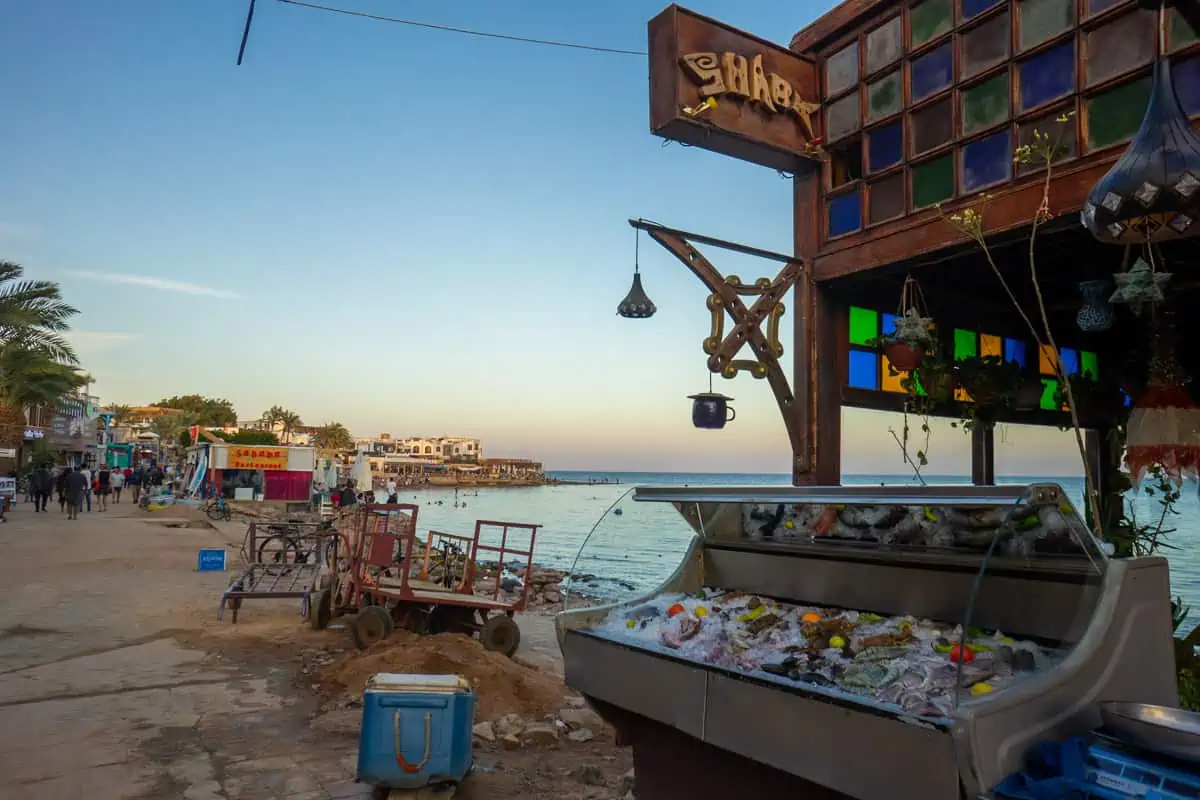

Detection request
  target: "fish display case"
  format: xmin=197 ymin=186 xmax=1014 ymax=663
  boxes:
xmin=555 ymin=484 xmax=1178 ymax=799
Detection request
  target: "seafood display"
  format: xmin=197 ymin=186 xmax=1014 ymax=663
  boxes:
xmin=743 ymin=501 xmax=1091 ymax=557
xmin=596 ymin=589 xmax=1060 ymax=718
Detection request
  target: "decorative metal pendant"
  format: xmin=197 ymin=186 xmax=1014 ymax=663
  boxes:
xmin=1076 ymin=280 xmax=1114 ymax=332
xmin=617 ymin=272 xmax=656 ymax=318
xmin=1109 ymin=257 xmax=1170 ymax=315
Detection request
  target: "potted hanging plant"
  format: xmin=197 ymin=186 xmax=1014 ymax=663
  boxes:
xmin=869 ymin=275 xmax=936 ymax=372
xmin=897 ymin=348 xmax=957 ymax=411
xmin=954 ymin=355 xmax=1023 ymax=429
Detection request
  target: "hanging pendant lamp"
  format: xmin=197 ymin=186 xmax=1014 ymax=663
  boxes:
xmin=617 ymin=228 xmax=657 ymax=319
xmin=1081 ymin=55 xmax=1200 ymax=243
xmin=1124 ymin=312 xmax=1200 ymax=485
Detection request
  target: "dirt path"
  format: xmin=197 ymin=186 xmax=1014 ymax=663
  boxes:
xmin=0 ymin=502 xmax=630 ymax=799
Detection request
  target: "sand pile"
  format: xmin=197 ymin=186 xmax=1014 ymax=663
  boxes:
xmin=316 ymin=631 xmax=566 ymax=721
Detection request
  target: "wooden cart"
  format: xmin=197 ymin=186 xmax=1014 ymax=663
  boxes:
xmin=312 ymin=503 xmax=541 ymax=656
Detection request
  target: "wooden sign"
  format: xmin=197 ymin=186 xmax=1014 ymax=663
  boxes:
xmin=649 ymin=5 xmax=820 ymax=171
xmin=228 ymin=446 xmax=288 ymax=471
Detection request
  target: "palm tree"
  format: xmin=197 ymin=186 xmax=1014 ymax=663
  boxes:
xmin=312 ymin=422 xmax=353 ymax=451
xmin=278 ymin=409 xmax=302 ymax=444
xmin=0 ymin=261 xmax=79 ymax=363
xmin=0 ymin=344 xmax=87 ymax=445
xmin=107 ymin=404 xmax=134 ymax=426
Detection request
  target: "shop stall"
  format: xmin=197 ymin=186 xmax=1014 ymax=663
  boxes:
xmin=559 ymin=3 xmax=1200 ymax=798
xmin=189 ymin=443 xmax=315 ymax=506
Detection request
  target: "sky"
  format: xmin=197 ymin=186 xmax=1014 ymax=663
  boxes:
xmin=0 ymin=0 xmax=1085 ymax=475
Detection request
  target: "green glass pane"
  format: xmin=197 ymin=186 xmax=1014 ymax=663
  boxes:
xmin=1081 ymin=350 xmax=1099 ymax=380
xmin=867 ymin=71 xmax=902 ymax=121
xmin=954 ymin=329 xmax=978 ymax=360
xmin=1171 ymin=7 xmax=1200 ymax=50
xmin=962 ymin=74 xmax=1011 ymax=134
xmin=911 ymin=155 xmax=955 ymax=208
xmin=849 ymin=306 xmax=879 ymax=345
xmin=912 ymin=0 xmax=953 ymax=47
xmin=1019 ymin=0 xmax=1075 ymax=51
xmin=1087 ymin=78 xmax=1152 ymax=148
xmin=1039 ymin=377 xmax=1058 ymax=411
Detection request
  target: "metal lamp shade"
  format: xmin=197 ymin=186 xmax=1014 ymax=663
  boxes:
xmin=1081 ymin=57 xmax=1200 ymax=243
xmin=617 ymin=272 xmax=657 ymax=318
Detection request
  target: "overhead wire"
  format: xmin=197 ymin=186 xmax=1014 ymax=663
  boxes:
xmin=274 ymin=0 xmax=647 ymax=57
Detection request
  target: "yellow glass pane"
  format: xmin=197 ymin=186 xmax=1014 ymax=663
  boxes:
xmin=881 ymin=355 xmax=906 ymax=392
xmin=1038 ymin=345 xmax=1058 ymax=375
xmin=980 ymin=334 xmax=1002 ymax=357
xmin=955 ymin=387 xmax=974 ymax=402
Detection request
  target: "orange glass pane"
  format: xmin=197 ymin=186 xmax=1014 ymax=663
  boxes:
xmin=955 ymin=387 xmax=974 ymax=402
xmin=980 ymin=334 xmax=1002 ymax=357
xmin=1038 ymin=345 xmax=1059 ymax=375
xmin=881 ymin=355 xmax=906 ymax=392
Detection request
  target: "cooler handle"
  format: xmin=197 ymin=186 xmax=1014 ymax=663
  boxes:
xmin=394 ymin=711 xmax=433 ymax=774
xmin=378 ymin=696 xmax=448 ymax=709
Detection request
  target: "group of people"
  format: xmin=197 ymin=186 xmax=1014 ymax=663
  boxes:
xmin=23 ymin=463 xmax=166 ymax=519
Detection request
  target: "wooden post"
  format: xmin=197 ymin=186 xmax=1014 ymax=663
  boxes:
xmin=971 ymin=426 xmax=996 ymax=486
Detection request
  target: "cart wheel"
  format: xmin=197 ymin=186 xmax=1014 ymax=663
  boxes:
xmin=308 ymin=588 xmax=332 ymax=631
xmin=351 ymin=605 xmax=394 ymax=650
xmin=479 ymin=614 xmax=520 ymax=657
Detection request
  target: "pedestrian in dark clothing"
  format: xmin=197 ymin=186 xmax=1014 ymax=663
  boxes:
xmin=33 ymin=466 xmax=52 ymax=512
xmin=55 ymin=468 xmax=68 ymax=512
xmin=129 ymin=468 xmax=144 ymax=502
xmin=97 ymin=468 xmax=111 ymax=511
xmin=339 ymin=484 xmax=357 ymax=507
xmin=65 ymin=467 xmax=87 ymax=520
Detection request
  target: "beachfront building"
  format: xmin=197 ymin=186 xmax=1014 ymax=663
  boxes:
xmin=356 ymin=435 xmax=484 ymax=462
xmin=479 ymin=457 xmax=543 ymax=480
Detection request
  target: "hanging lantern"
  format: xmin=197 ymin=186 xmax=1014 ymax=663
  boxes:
xmin=688 ymin=392 xmax=735 ymax=429
xmin=1125 ymin=314 xmax=1200 ymax=485
xmin=1081 ymin=56 xmax=1200 ymax=243
xmin=1109 ymin=256 xmax=1171 ymax=315
xmin=1076 ymin=280 xmax=1115 ymax=332
xmin=617 ymin=227 xmax=657 ymax=319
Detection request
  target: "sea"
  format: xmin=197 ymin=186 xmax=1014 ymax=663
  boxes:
xmin=376 ymin=471 xmax=1200 ymax=621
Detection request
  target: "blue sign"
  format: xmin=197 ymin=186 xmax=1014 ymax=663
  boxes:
xmin=197 ymin=548 xmax=227 ymax=572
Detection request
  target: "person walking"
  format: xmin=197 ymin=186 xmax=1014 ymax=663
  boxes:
xmin=97 ymin=467 xmax=111 ymax=511
xmin=32 ymin=464 xmax=52 ymax=512
xmin=385 ymin=477 xmax=398 ymax=504
xmin=56 ymin=467 xmax=68 ymax=513
xmin=111 ymin=468 xmax=124 ymax=503
xmin=80 ymin=464 xmax=93 ymax=512
xmin=128 ymin=467 xmax=143 ymax=503
xmin=65 ymin=467 xmax=87 ymax=520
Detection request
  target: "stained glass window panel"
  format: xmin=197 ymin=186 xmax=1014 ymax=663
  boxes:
xmin=1005 ymin=338 xmax=1027 ymax=366
xmin=881 ymin=355 xmax=907 ymax=392
xmin=1059 ymin=347 xmax=1080 ymax=376
xmin=882 ymin=314 xmax=898 ymax=336
xmin=963 ymin=0 xmax=1003 ymax=19
xmin=827 ymin=92 xmax=861 ymax=141
xmin=868 ymin=121 xmax=904 ymax=172
xmin=1021 ymin=43 xmax=1075 ymax=110
xmin=1173 ymin=57 xmax=1200 ymax=116
xmin=962 ymin=73 xmax=1011 ymax=134
xmin=912 ymin=154 xmax=955 ymax=208
xmin=912 ymin=44 xmax=954 ymax=102
xmin=1081 ymin=351 xmax=1099 ymax=379
xmin=867 ymin=71 xmax=902 ymax=121
xmin=1086 ymin=11 xmax=1156 ymax=87
xmin=911 ymin=98 xmax=954 ymax=154
xmin=1019 ymin=0 xmax=1075 ymax=51
xmin=1087 ymin=78 xmax=1152 ymax=148
xmin=912 ymin=0 xmax=953 ymax=47
xmin=869 ymin=174 xmax=906 ymax=223
xmin=866 ymin=16 xmax=903 ymax=74
xmin=848 ymin=306 xmax=879 ymax=345
xmin=1038 ymin=344 xmax=1058 ymax=375
xmin=1039 ymin=378 xmax=1059 ymax=410
xmin=962 ymin=12 xmax=1011 ymax=79
xmin=954 ymin=329 xmax=979 ymax=359
xmin=848 ymin=350 xmax=880 ymax=390
xmin=962 ymin=130 xmax=1013 ymax=191
xmin=1087 ymin=0 xmax=1123 ymax=15
xmin=826 ymin=44 xmax=859 ymax=97
xmin=828 ymin=189 xmax=863 ymax=237
xmin=1018 ymin=110 xmax=1077 ymax=174
xmin=980 ymin=334 xmax=1002 ymax=357
xmin=1170 ymin=7 xmax=1200 ymax=50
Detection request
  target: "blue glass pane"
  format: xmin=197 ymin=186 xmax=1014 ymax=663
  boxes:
xmin=1020 ymin=43 xmax=1075 ymax=111
xmin=1004 ymin=338 xmax=1027 ymax=367
xmin=848 ymin=350 xmax=880 ymax=390
xmin=882 ymin=313 xmax=898 ymax=336
xmin=1060 ymin=347 xmax=1080 ymax=376
xmin=829 ymin=189 xmax=862 ymax=237
xmin=868 ymin=122 xmax=903 ymax=172
xmin=962 ymin=130 xmax=1013 ymax=191
xmin=1121 ymin=390 xmax=1133 ymax=407
xmin=963 ymin=0 xmax=1003 ymax=18
xmin=1173 ymin=57 xmax=1200 ymax=115
xmin=912 ymin=44 xmax=953 ymax=102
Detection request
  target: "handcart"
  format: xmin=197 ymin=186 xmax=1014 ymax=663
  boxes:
xmin=313 ymin=503 xmax=540 ymax=657
xmin=218 ymin=521 xmax=342 ymax=623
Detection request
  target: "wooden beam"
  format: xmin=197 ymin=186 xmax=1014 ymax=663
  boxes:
xmin=971 ymin=426 xmax=996 ymax=486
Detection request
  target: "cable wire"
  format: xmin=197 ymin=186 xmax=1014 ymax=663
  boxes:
xmin=276 ymin=0 xmax=648 ymax=56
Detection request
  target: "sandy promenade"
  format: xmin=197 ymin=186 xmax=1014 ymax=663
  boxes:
xmin=0 ymin=501 xmax=630 ymax=800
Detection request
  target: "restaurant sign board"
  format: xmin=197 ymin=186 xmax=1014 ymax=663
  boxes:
xmin=648 ymin=5 xmax=820 ymax=171
xmin=228 ymin=446 xmax=288 ymax=471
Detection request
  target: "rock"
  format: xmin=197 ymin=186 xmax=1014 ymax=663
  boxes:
xmin=522 ymin=721 xmax=560 ymax=746
xmin=557 ymin=707 xmax=604 ymax=731
xmin=569 ymin=764 xmax=606 ymax=785
xmin=623 ymin=793 xmax=634 ymax=800
xmin=544 ymin=590 xmax=561 ymax=604
xmin=618 ymin=768 xmax=636 ymax=796
xmin=472 ymin=722 xmax=495 ymax=742
xmin=564 ymin=696 xmax=587 ymax=709
xmin=567 ymin=727 xmax=595 ymax=743
xmin=494 ymin=713 xmax=525 ymax=737
xmin=500 ymin=733 xmax=522 ymax=750
xmin=500 ymin=577 xmax=522 ymax=592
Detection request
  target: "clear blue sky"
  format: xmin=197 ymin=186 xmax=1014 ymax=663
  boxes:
xmin=0 ymin=0 xmax=1082 ymax=475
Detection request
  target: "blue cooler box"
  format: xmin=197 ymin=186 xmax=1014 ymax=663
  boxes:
xmin=356 ymin=673 xmax=475 ymax=790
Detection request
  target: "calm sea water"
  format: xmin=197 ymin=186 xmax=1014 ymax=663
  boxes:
xmin=378 ymin=471 xmax=1200 ymax=616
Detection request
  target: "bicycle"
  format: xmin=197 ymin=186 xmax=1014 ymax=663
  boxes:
xmin=255 ymin=522 xmax=338 ymax=567
xmin=205 ymin=494 xmax=231 ymax=521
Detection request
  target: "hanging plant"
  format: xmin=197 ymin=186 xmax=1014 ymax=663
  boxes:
xmin=953 ymin=355 xmax=1023 ymax=430
xmin=868 ymin=275 xmax=936 ymax=372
